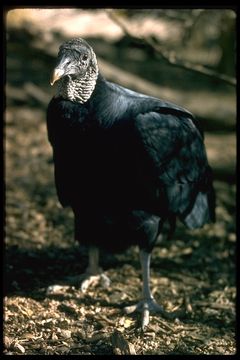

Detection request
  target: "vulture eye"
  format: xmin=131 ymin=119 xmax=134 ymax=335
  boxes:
xmin=82 ymin=54 xmax=88 ymax=61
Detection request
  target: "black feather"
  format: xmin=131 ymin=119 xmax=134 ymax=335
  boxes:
xmin=47 ymin=53 xmax=215 ymax=253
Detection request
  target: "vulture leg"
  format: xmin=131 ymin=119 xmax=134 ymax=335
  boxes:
xmin=124 ymin=249 xmax=177 ymax=329
xmin=46 ymin=246 xmax=110 ymax=294
xmin=80 ymin=246 xmax=111 ymax=292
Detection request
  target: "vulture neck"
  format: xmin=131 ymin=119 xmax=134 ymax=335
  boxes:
xmin=56 ymin=62 xmax=99 ymax=104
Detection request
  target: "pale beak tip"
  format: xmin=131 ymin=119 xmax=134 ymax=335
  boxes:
xmin=50 ymin=68 xmax=63 ymax=86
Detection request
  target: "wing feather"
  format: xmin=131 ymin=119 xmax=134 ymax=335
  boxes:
xmin=134 ymin=111 xmax=214 ymax=226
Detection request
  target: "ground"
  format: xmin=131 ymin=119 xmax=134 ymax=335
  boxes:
xmin=4 ymin=12 xmax=236 ymax=355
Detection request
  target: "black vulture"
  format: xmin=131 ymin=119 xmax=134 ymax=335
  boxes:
xmin=47 ymin=38 xmax=215 ymax=328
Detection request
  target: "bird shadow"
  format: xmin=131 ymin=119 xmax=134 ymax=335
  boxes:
xmin=4 ymin=243 xmax=136 ymax=300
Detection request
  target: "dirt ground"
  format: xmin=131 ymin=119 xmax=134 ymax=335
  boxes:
xmin=4 ymin=13 xmax=236 ymax=355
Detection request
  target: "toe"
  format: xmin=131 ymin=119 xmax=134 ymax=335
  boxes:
xmin=124 ymin=304 xmax=139 ymax=314
xmin=142 ymin=306 xmax=150 ymax=329
xmin=80 ymin=273 xmax=111 ymax=292
xmin=100 ymin=273 xmax=111 ymax=288
xmin=80 ymin=275 xmax=100 ymax=292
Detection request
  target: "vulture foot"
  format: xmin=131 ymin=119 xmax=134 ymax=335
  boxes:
xmin=124 ymin=297 xmax=181 ymax=329
xmin=46 ymin=272 xmax=110 ymax=295
xmin=79 ymin=272 xmax=111 ymax=292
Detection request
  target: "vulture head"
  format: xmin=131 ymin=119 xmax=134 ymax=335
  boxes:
xmin=50 ymin=38 xmax=99 ymax=103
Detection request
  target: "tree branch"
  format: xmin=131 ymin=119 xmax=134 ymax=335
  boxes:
xmin=106 ymin=10 xmax=236 ymax=87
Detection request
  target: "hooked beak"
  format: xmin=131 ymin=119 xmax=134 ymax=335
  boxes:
xmin=50 ymin=68 xmax=65 ymax=86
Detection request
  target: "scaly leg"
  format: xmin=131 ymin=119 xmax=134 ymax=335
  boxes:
xmin=46 ymin=246 xmax=110 ymax=295
xmin=124 ymin=249 xmax=177 ymax=329
xmin=80 ymin=246 xmax=110 ymax=292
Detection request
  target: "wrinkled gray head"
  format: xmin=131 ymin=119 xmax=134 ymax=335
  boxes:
xmin=51 ymin=38 xmax=99 ymax=103
xmin=51 ymin=38 xmax=98 ymax=85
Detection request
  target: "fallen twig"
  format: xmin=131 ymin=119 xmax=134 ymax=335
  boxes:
xmin=106 ymin=10 xmax=236 ymax=87
xmin=194 ymin=301 xmax=235 ymax=311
